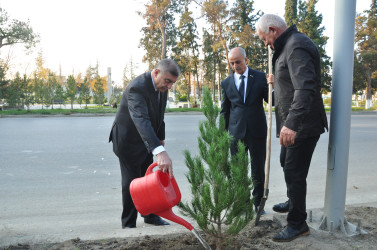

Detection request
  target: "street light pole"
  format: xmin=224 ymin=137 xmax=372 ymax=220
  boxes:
xmin=319 ymin=0 xmax=361 ymax=235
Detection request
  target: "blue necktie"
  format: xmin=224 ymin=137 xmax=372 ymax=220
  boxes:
xmin=239 ymin=75 xmax=245 ymax=102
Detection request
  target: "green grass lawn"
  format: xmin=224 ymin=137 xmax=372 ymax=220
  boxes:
xmin=0 ymin=106 xmax=376 ymax=116
xmin=0 ymin=107 xmax=117 ymax=115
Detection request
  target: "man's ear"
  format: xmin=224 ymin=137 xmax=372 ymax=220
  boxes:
xmin=152 ymin=68 xmax=159 ymax=78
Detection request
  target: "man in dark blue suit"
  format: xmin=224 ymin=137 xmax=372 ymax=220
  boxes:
xmin=220 ymin=47 xmax=270 ymax=214
xmin=109 ymin=59 xmax=180 ymax=229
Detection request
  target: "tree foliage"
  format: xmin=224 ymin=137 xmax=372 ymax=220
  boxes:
xmin=201 ymin=29 xmax=226 ymax=102
xmin=110 ymin=85 xmax=123 ymax=106
xmin=201 ymin=0 xmax=231 ymax=75
xmin=66 ymin=75 xmax=77 ymax=110
xmin=22 ymin=74 xmax=34 ymax=110
xmin=3 ymin=72 xmax=26 ymax=108
xmin=229 ymin=0 xmax=267 ymax=72
xmin=122 ymin=58 xmax=136 ymax=89
xmin=0 ymin=8 xmax=39 ymax=51
xmin=79 ymin=76 xmax=92 ymax=108
xmin=0 ymin=61 xmax=10 ymax=100
xmin=139 ymin=0 xmax=183 ymax=68
xmin=179 ymin=88 xmax=254 ymax=249
xmin=173 ymin=3 xmax=200 ymax=106
xmin=285 ymin=0 xmax=297 ymax=26
xmin=46 ymin=72 xmax=58 ymax=109
xmin=354 ymin=0 xmax=377 ymax=109
xmin=297 ymin=0 xmax=332 ymax=92
xmin=93 ymin=76 xmax=105 ymax=106
xmin=54 ymin=82 xmax=66 ymax=108
xmin=32 ymin=73 xmax=47 ymax=109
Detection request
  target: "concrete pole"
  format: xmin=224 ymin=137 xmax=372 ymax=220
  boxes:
xmin=319 ymin=0 xmax=357 ymax=235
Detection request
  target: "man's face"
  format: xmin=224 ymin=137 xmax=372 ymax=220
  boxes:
xmin=229 ymin=50 xmax=248 ymax=75
xmin=153 ymin=69 xmax=178 ymax=92
xmin=257 ymin=27 xmax=277 ymax=49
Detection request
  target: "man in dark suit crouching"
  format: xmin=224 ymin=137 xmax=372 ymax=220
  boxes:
xmin=109 ymin=59 xmax=180 ymax=228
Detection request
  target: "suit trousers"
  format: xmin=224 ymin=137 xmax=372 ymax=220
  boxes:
xmin=280 ymin=135 xmax=320 ymax=229
xmin=118 ymin=149 xmax=153 ymax=227
xmin=231 ymin=136 xmax=266 ymax=206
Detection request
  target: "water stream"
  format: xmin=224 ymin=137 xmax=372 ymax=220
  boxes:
xmin=191 ymin=228 xmax=212 ymax=250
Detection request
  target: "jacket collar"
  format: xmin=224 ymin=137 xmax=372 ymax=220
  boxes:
xmin=272 ymin=25 xmax=299 ymax=65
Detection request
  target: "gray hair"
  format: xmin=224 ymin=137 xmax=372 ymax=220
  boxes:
xmin=156 ymin=58 xmax=180 ymax=77
xmin=256 ymin=14 xmax=287 ymax=34
xmin=229 ymin=47 xmax=246 ymax=58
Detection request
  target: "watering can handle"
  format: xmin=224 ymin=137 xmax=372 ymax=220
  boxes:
xmin=145 ymin=162 xmax=159 ymax=175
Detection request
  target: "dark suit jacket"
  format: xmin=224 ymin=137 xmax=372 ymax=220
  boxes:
xmin=109 ymin=71 xmax=167 ymax=166
xmin=220 ymin=67 xmax=269 ymax=140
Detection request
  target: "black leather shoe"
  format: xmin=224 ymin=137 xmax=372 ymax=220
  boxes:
xmin=272 ymin=200 xmax=289 ymax=213
xmin=122 ymin=224 xmax=136 ymax=229
xmin=273 ymin=223 xmax=310 ymax=242
xmin=144 ymin=216 xmax=170 ymax=226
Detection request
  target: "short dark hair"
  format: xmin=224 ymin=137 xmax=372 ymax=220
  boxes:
xmin=156 ymin=58 xmax=180 ymax=77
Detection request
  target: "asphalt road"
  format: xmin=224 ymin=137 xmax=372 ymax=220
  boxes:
xmin=1 ymin=112 xmax=377 ymax=246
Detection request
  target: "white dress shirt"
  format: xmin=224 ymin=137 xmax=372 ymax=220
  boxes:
xmin=151 ymin=72 xmax=165 ymax=156
xmin=233 ymin=68 xmax=248 ymax=103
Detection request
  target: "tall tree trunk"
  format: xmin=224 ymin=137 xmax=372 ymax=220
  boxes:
xmin=213 ymin=56 xmax=216 ymax=103
xmin=192 ymin=72 xmax=196 ymax=107
xmin=365 ymin=67 xmax=372 ymax=109
xmin=217 ymin=24 xmax=231 ymax=75
xmin=188 ymin=72 xmax=191 ymax=108
xmin=218 ymin=65 xmax=221 ymax=105
xmin=195 ymin=65 xmax=201 ymax=103
xmin=155 ymin=0 xmax=166 ymax=59
xmin=160 ymin=27 xmax=167 ymax=59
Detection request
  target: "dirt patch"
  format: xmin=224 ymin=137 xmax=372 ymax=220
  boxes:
xmin=3 ymin=206 xmax=377 ymax=250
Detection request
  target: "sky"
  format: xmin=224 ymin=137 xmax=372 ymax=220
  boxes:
xmin=0 ymin=0 xmax=372 ymax=86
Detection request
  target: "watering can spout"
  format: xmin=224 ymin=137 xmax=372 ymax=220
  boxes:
xmin=156 ymin=209 xmax=194 ymax=231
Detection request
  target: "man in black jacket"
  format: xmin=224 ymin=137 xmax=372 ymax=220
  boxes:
xmin=220 ymin=47 xmax=270 ymax=214
xmin=109 ymin=59 xmax=180 ymax=229
xmin=256 ymin=14 xmax=328 ymax=242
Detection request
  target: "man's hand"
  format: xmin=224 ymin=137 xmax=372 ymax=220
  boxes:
xmin=280 ymin=126 xmax=297 ymax=147
xmin=156 ymin=151 xmax=173 ymax=178
xmin=267 ymin=74 xmax=274 ymax=88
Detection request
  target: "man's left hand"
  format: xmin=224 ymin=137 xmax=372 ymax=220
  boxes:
xmin=267 ymin=74 xmax=274 ymax=88
xmin=280 ymin=126 xmax=297 ymax=147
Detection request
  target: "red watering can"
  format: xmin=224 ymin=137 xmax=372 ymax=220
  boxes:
xmin=130 ymin=162 xmax=211 ymax=249
xmin=130 ymin=162 xmax=193 ymax=230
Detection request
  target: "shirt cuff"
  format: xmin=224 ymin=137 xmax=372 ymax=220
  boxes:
xmin=152 ymin=145 xmax=166 ymax=156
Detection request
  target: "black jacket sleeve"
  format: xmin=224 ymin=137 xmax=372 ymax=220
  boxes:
xmin=284 ymin=48 xmax=318 ymax=132
xmin=127 ymin=85 xmax=161 ymax=153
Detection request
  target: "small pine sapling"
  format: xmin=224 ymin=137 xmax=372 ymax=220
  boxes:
xmin=179 ymin=88 xmax=254 ymax=249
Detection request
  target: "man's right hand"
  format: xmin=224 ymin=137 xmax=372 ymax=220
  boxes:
xmin=156 ymin=151 xmax=173 ymax=178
